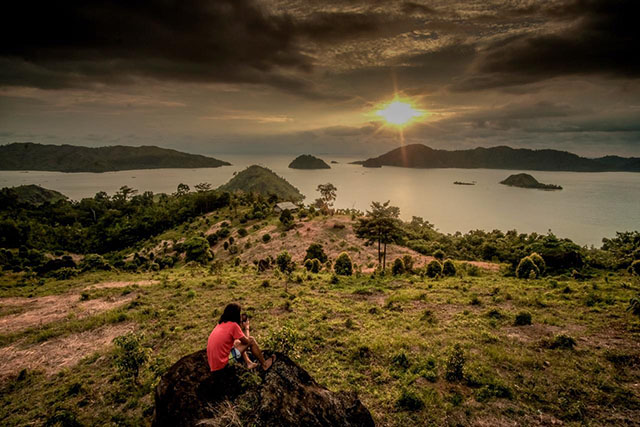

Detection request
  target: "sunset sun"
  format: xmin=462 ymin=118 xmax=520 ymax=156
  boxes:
xmin=375 ymin=98 xmax=425 ymax=127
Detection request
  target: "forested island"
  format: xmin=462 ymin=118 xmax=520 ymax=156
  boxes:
xmin=288 ymin=154 xmax=331 ymax=169
xmin=500 ymin=173 xmax=562 ymax=190
xmin=0 ymin=142 xmax=231 ymax=172
xmin=219 ymin=165 xmax=304 ymax=201
xmin=358 ymin=144 xmax=640 ymax=172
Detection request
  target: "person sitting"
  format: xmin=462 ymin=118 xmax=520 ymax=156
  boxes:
xmin=207 ymin=303 xmax=275 ymax=372
xmin=236 ymin=313 xmax=258 ymax=369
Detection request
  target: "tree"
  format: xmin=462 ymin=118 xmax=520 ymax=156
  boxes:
xmin=113 ymin=185 xmax=137 ymax=203
xmin=184 ymin=237 xmax=211 ymax=264
xmin=175 ymin=183 xmax=190 ymax=196
xmin=316 ymin=183 xmax=337 ymax=215
xmin=304 ymin=243 xmax=327 ymax=264
xmin=334 ymin=252 xmax=353 ymax=276
xmin=355 ymin=201 xmax=402 ymax=269
xmin=194 ymin=182 xmax=212 ymax=192
xmin=279 ymin=209 xmax=294 ymax=229
xmin=276 ymin=250 xmax=295 ymax=291
xmin=113 ymin=333 xmax=149 ymax=384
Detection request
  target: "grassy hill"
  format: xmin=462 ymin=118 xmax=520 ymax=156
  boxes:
xmin=1 ymin=185 xmax=68 ymax=205
xmin=0 ymin=142 xmax=231 ymax=172
xmin=219 ymin=165 xmax=304 ymax=201
xmin=359 ymin=144 xmax=640 ymax=172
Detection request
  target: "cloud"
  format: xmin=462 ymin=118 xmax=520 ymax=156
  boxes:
xmin=455 ymin=0 xmax=640 ymax=90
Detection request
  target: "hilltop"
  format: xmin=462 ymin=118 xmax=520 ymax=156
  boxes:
xmin=0 ymin=184 xmax=68 ymax=205
xmin=358 ymin=144 xmax=640 ymax=172
xmin=0 ymin=142 xmax=231 ymax=172
xmin=219 ymin=165 xmax=304 ymax=201
xmin=500 ymin=173 xmax=562 ymax=190
xmin=288 ymin=154 xmax=331 ymax=170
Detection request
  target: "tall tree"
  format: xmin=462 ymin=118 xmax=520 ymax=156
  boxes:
xmin=355 ymin=201 xmax=402 ymax=269
xmin=316 ymin=183 xmax=337 ymax=215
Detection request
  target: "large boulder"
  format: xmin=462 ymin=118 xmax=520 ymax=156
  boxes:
xmin=153 ymin=350 xmax=375 ymax=427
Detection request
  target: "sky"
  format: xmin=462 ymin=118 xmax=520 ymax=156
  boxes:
xmin=1 ymin=0 xmax=639 ymax=157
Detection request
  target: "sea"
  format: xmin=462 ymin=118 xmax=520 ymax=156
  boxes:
xmin=1 ymin=154 xmax=638 ymax=247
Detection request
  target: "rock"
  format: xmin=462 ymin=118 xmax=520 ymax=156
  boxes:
xmin=152 ymin=350 xmax=375 ymax=427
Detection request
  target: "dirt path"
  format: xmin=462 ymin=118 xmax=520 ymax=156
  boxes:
xmin=0 ymin=323 xmax=135 ymax=379
xmin=84 ymin=279 xmax=159 ymax=290
xmin=0 ymin=293 xmax=135 ymax=334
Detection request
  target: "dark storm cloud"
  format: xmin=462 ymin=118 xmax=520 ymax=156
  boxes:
xmin=456 ymin=0 xmax=640 ymax=91
xmin=0 ymin=0 xmax=322 ymax=93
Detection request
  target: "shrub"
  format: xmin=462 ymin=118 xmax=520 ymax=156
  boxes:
xmin=228 ymin=244 xmax=239 ymax=255
xmin=514 ymin=311 xmax=532 ymax=326
xmin=529 ymin=252 xmax=546 ymax=275
xmin=304 ymin=243 xmax=328 ymax=264
xmin=549 ymin=334 xmax=576 ymax=350
xmin=262 ymin=325 xmax=299 ymax=357
xmin=311 ymin=258 xmax=321 ymax=273
xmin=158 ymin=256 xmax=175 ymax=269
xmin=442 ymin=259 xmax=456 ymax=276
xmin=113 ymin=333 xmax=149 ymax=383
xmin=262 ymin=233 xmax=271 ymax=243
xmin=630 ymin=260 xmax=640 ymax=276
xmin=80 ymin=254 xmax=110 ymax=271
xmin=237 ymin=228 xmax=248 ymax=237
xmin=426 ymin=260 xmax=443 ymax=278
xmin=276 ymin=251 xmax=294 ymax=275
xmin=304 ymin=259 xmax=313 ymax=271
xmin=392 ymin=352 xmax=410 ymax=370
xmin=433 ymin=249 xmax=445 ymax=261
xmin=184 ymin=237 xmax=211 ymax=264
xmin=279 ymin=209 xmax=294 ymax=229
xmin=516 ymin=256 xmax=540 ymax=279
xmin=334 ymin=252 xmax=353 ymax=276
xmin=627 ymin=295 xmax=640 ymax=317
xmin=206 ymin=234 xmax=219 ymax=246
xmin=392 ymin=258 xmax=405 ymax=275
xmin=401 ymin=255 xmax=414 ymax=273
xmin=445 ymin=344 xmax=465 ymax=382
xmin=397 ymin=389 xmax=424 ymax=411
xmin=51 ymin=267 xmax=79 ymax=280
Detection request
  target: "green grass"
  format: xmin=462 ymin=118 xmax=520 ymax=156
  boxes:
xmin=0 ymin=266 xmax=639 ymax=425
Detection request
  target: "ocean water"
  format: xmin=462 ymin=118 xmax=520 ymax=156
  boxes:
xmin=1 ymin=154 xmax=638 ymax=247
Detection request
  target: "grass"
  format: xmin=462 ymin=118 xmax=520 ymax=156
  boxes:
xmin=0 ymin=264 xmax=639 ymax=425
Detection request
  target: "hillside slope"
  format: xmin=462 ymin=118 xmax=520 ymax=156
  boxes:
xmin=219 ymin=165 xmax=304 ymax=202
xmin=0 ymin=142 xmax=231 ymax=172
xmin=1 ymin=184 xmax=68 ymax=205
xmin=358 ymin=144 xmax=640 ymax=172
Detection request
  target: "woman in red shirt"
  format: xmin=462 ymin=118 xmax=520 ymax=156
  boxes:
xmin=207 ymin=303 xmax=275 ymax=372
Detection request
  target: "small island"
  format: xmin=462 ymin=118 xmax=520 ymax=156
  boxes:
xmin=454 ymin=181 xmax=476 ymax=186
xmin=500 ymin=173 xmax=562 ymax=190
xmin=288 ymin=154 xmax=331 ymax=170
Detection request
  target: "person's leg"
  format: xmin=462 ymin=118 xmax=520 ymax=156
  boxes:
xmin=234 ymin=337 xmax=275 ymax=370
xmin=234 ymin=339 xmax=258 ymax=369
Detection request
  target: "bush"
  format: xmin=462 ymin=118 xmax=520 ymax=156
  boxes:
xmin=549 ymin=334 xmax=576 ymax=350
xmin=514 ymin=311 xmax=532 ymax=326
xmin=426 ymin=260 xmax=443 ymax=278
xmin=279 ymin=209 xmax=294 ymax=229
xmin=433 ymin=249 xmax=445 ymax=261
xmin=262 ymin=325 xmax=299 ymax=357
xmin=304 ymin=243 xmax=328 ymax=264
xmin=401 ymin=255 xmax=414 ymax=273
xmin=80 ymin=254 xmax=110 ymax=271
xmin=626 ymin=295 xmax=640 ymax=317
xmin=51 ymin=267 xmax=79 ymax=280
xmin=516 ymin=256 xmax=540 ymax=279
xmin=262 ymin=233 xmax=271 ymax=243
xmin=392 ymin=258 xmax=405 ymax=275
xmin=445 ymin=344 xmax=465 ymax=382
xmin=311 ymin=258 xmax=321 ymax=273
xmin=184 ymin=237 xmax=211 ymax=264
xmin=304 ymin=259 xmax=313 ymax=271
xmin=334 ymin=252 xmax=353 ymax=276
xmin=397 ymin=389 xmax=424 ymax=411
xmin=158 ymin=256 xmax=175 ymax=269
xmin=276 ymin=251 xmax=294 ymax=275
xmin=442 ymin=259 xmax=456 ymax=276
xmin=630 ymin=260 xmax=640 ymax=276
xmin=529 ymin=252 xmax=546 ymax=275
xmin=113 ymin=333 xmax=149 ymax=383
xmin=237 ymin=228 xmax=248 ymax=238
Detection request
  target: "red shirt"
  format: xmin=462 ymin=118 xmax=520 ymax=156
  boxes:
xmin=207 ymin=322 xmax=245 ymax=371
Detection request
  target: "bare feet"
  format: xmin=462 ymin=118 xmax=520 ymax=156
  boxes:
xmin=247 ymin=361 xmax=259 ymax=370
xmin=262 ymin=355 xmax=276 ymax=371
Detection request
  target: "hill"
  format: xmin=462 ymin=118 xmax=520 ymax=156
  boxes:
xmin=358 ymin=144 xmax=640 ymax=172
xmin=1 ymin=184 xmax=68 ymax=205
xmin=219 ymin=165 xmax=304 ymax=201
xmin=500 ymin=173 xmax=562 ymax=190
xmin=0 ymin=142 xmax=231 ymax=172
xmin=288 ymin=154 xmax=330 ymax=169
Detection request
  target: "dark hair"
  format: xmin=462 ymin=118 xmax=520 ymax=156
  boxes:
xmin=219 ymin=303 xmax=241 ymax=325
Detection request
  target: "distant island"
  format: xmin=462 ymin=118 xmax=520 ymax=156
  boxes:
xmin=454 ymin=181 xmax=476 ymax=186
xmin=500 ymin=173 xmax=562 ymax=190
xmin=1 ymin=184 xmax=68 ymax=205
xmin=219 ymin=165 xmax=304 ymax=202
xmin=357 ymin=144 xmax=640 ymax=172
xmin=288 ymin=154 xmax=330 ymax=170
xmin=330 ymin=160 xmax=339 ymax=164
xmin=0 ymin=142 xmax=231 ymax=172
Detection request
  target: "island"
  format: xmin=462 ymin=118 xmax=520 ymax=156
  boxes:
xmin=357 ymin=144 xmax=640 ymax=172
xmin=500 ymin=173 xmax=562 ymax=190
xmin=288 ymin=154 xmax=331 ymax=169
xmin=219 ymin=165 xmax=304 ymax=201
xmin=0 ymin=142 xmax=231 ymax=172
xmin=0 ymin=184 xmax=68 ymax=205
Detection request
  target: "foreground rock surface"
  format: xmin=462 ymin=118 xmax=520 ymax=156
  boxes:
xmin=153 ymin=350 xmax=375 ymax=427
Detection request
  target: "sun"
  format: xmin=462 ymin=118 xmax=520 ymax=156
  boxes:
xmin=375 ymin=98 xmax=425 ymax=127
